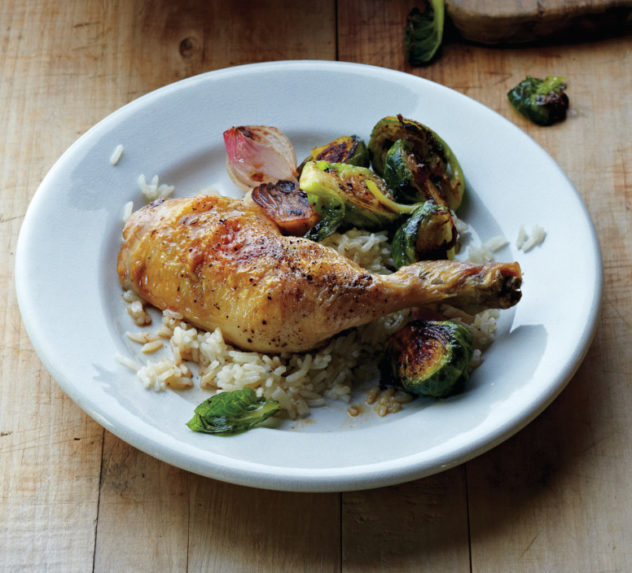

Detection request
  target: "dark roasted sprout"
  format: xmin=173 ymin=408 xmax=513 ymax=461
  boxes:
xmin=251 ymin=179 xmax=320 ymax=236
xmin=369 ymin=115 xmax=465 ymax=210
xmin=391 ymin=200 xmax=457 ymax=268
xmin=299 ymin=160 xmax=416 ymax=237
xmin=507 ymin=75 xmax=569 ymax=126
xmin=298 ymin=135 xmax=370 ymax=174
xmin=404 ymin=0 xmax=445 ymax=66
xmin=382 ymin=320 xmax=474 ymax=398
xmin=383 ymin=138 xmax=460 ymax=207
xmin=383 ymin=139 xmax=422 ymax=203
xmin=187 ymin=388 xmax=280 ymax=435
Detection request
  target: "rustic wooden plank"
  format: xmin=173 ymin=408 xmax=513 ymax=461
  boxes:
xmin=338 ymin=0 xmax=413 ymax=69
xmin=342 ymin=470 xmax=471 ymax=572
xmin=187 ymin=477 xmax=340 ymax=572
xmin=93 ymin=434 xmax=190 ymax=572
xmin=94 ymin=441 xmax=340 ymax=573
xmin=0 ymin=2 xmax=108 ymax=571
xmin=118 ymin=0 xmax=337 ymax=98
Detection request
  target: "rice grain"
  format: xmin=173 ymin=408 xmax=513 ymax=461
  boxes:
xmin=110 ymin=144 xmax=124 ymax=165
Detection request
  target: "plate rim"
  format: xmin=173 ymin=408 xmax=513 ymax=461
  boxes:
xmin=15 ymin=60 xmax=603 ymax=492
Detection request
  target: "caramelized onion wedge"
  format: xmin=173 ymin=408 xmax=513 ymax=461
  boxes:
xmin=251 ymin=180 xmax=320 ymax=236
xmin=223 ymin=125 xmax=298 ymax=191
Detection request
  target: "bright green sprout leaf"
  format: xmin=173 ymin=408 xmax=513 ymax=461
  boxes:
xmin=187 ymin=388 xmax=280 ymax=435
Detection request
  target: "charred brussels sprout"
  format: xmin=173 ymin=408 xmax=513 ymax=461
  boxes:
xmin=383 ymin=139 xmax=421 ymax=203
xmin=391 ymin=201 xmax=457 ymax=268
xmin=404 ymin=0 xmax=445 ymax=66
xmin=299 ymin=161 xmax=415 ymax=236
xmin=251 ymin=179 xmax=320 ymax=236
xmin=383 ymin=138 xmax=461 ymax=207
xmin=507 ymin=76 xmax=569 ymax=126
xmin=382 ymin=320 xmax=474 ymax=398
xmin=369 ymin=115 xmax=465 ymax=210
xmin=299 ymin=135 xmax=369 ymax=174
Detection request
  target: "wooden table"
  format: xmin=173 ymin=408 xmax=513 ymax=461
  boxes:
xmin=2 ymin=2 xmax=631 ymax=571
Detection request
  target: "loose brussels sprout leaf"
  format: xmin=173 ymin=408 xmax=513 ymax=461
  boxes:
xmin=298 ymin=135 xmax=370 ymax=174
xmin=369 ymin=115 xmax=465 ymax=211
xmin=187 ymin=388 xmax=280 ymax=435
xmin=507 ymin=76 xmax=569 ymax=126
xmin=299 ymin=161 xmax=415 ymax=232
xmin=405 ymin=0 xmax=445 ymax=66
xmin=391 ymin=201 xmax=457 ymax=268
xmin=382 ymin=320 xmax=474 ymax=398
xmin=251 ymin=179 xmax=320 ymax=236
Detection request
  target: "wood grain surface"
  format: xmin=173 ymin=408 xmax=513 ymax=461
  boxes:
xmin=1 ymin=1 xmax=631 ymax=571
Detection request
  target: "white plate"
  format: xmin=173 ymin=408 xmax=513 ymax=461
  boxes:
xmin=15 ymin=61 xmax=602 ymax=492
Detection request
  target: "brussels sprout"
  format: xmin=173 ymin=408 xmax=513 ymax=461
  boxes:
xmin=299 ymin=161 xmax=416 ymax=234
xmin=391 ymin=200 xmax=457 ymax=268
xmin=383 ymin=139 xmax=421 ymax=203
xmin=383 ymin=138 xmax=460 ymax=207
xmin=298 ymin=135 xmax=370 ymax=174
xmin=381 ymin=320 xmax=474 ymax=398
xmin=507 ymin=75 xmax=569 ymax=126
xmin=404 ymin=0 xmax=445 ymax=66
xmin=369 ymin=115 xmax=465 ymax=211
xmin=251 ymin=179 xmax=320 ymax=236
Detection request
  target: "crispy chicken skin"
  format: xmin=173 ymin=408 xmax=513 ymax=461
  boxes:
xmin=118 ymin=195 xmax=522 ymax=353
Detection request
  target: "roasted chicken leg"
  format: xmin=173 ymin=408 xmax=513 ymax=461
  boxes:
xmin=118 ymin=195 xmax=521 ymax=353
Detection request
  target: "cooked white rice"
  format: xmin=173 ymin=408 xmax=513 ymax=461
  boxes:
xmin=122 ymin=200 xmax=134 ymax=222
xmin=321 ymin=228 xmax=393 ymax=273
xmin=467 ymin=235 xmax=509 ymax=263
xmin=518 ymin=225 xmax=547 ymax=252
xmin=110 ymin=144 xmax=124 ymax=166
xmin=137 ymin=174 xmax=175 ymax=202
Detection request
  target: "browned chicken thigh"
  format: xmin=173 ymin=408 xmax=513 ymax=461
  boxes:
xmin=118 ymin=195 xmax=521 ymax=353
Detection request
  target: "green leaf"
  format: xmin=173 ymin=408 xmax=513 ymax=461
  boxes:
xmin=405 ymin=1 xmax=445 ymax=66
xmin=186 ymin=388 xmax=280 ymax=435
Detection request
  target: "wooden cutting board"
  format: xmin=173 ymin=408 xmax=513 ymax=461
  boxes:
xmin=445 ymin=0 xmax=632 ymax=44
